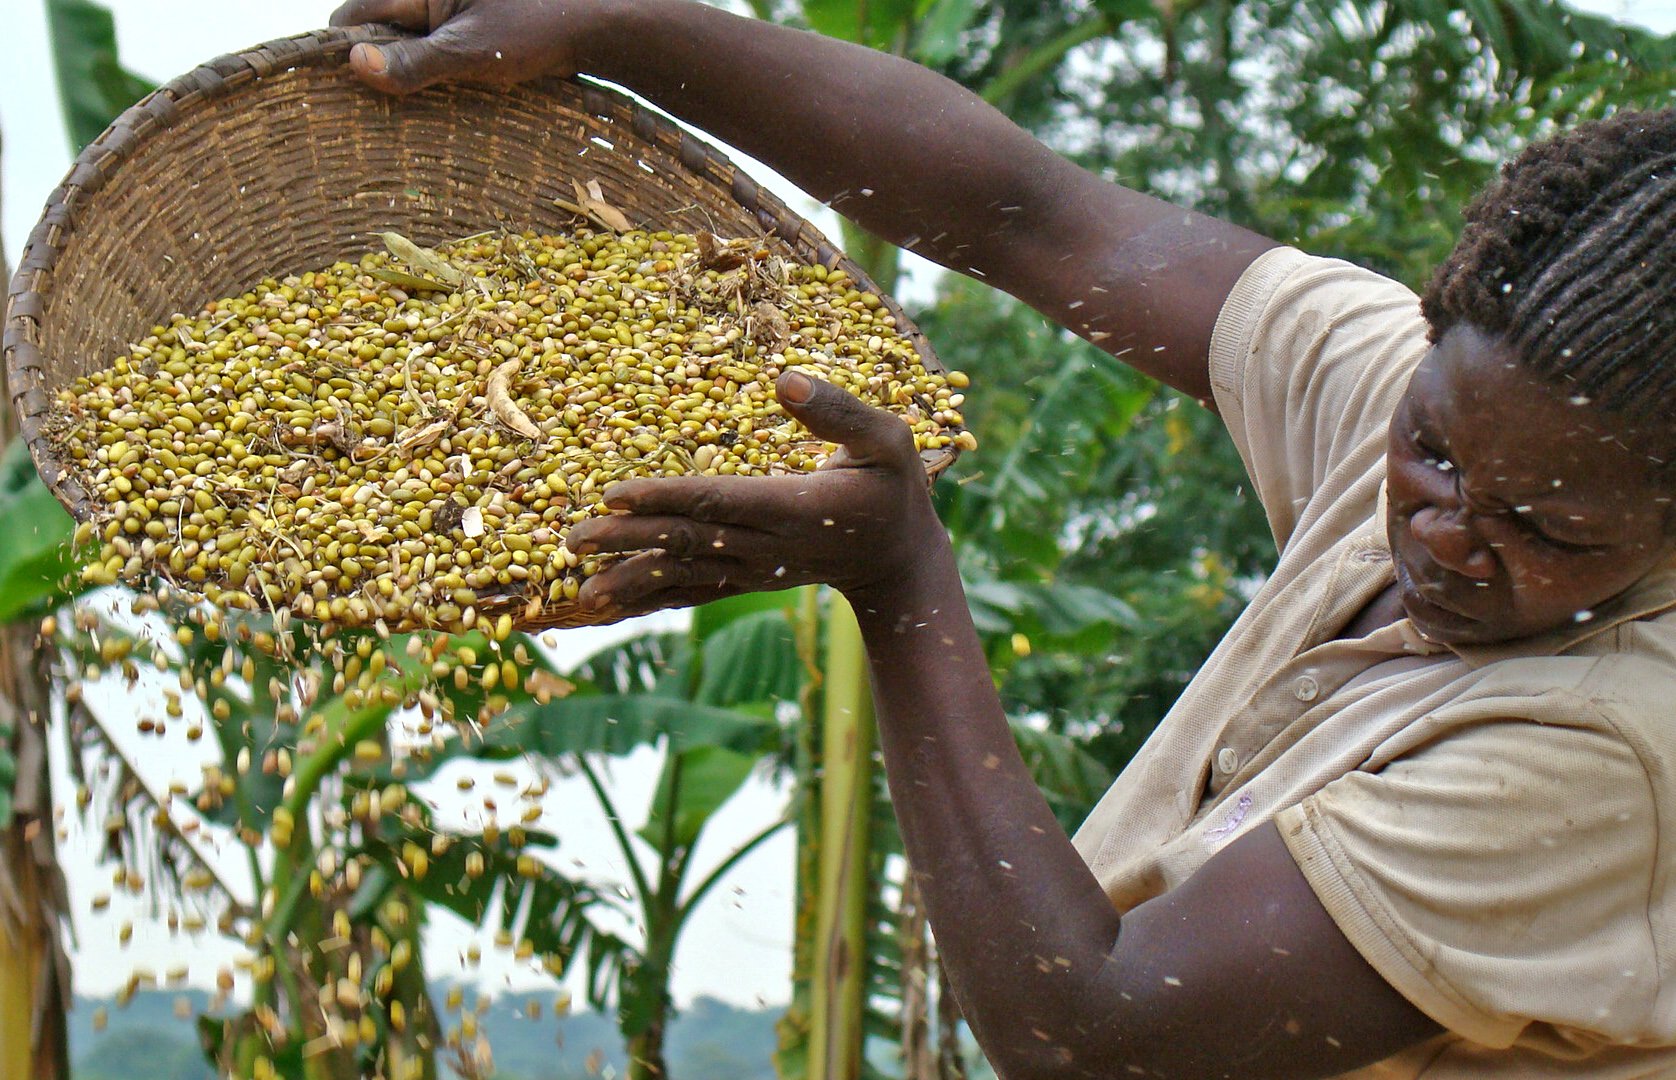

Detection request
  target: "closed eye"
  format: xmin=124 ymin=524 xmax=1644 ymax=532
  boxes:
xmin=1411 ymin=432 xmax=1453 ymax=472
xmin=1511 ymin=511 xmax=1595 ymax=553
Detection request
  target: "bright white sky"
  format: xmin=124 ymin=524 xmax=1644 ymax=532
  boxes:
xmin=2 ymin=0 xmax=1673 ymax=1015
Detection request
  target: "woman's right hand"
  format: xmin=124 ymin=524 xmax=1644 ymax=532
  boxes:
xmin=329 ymin=0 xmax=613 ymax=93
xmin=561 ymin=371 xmax=949 ymax=619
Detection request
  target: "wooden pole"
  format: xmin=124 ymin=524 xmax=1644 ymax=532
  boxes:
xmin=808 ymin=594 xmax=874 ymax=1080
xmin=0 ymin=124 xmax=74 ymax=1078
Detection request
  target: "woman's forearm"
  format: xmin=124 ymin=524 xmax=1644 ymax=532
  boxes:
xmin=579 ymin=0 xmax=1134 ymax=294
xmin=845 ymin=553 xmax=1125 ymax=1079
xmin=337 ymin=0 xmax=1276 ymax=401
xmin=576 ymin=0 xmax=1274 ymax=401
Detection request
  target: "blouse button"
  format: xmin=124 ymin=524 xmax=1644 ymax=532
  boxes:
xmin=1356 ymin=549 xmax=1390 ymax=563
xmin=1293 ymin=675 xmax=1320 ymax=702
xmin=1216 ymin=747 xmax=1239 ymax=774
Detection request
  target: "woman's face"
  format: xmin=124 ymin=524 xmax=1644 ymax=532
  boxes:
xmin=1385 ymin=324 xmax=1676 ymax=645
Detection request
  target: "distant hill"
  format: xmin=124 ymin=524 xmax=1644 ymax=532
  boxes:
xmin=69 ymin=989 xmax=780 ymax=1080
xmin=69 ymin=990 xmax=217 ymax=1080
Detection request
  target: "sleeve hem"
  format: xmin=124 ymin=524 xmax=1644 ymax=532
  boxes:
xmin=1206 ymin=245 xmax=1314 ymax=422
xmin=1276 ymin=801 xmax=1528 ymax=1050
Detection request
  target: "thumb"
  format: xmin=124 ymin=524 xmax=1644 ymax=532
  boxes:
xmin=349 ymin=38 xmax=467 ymax=94
xmin=776 ymin=371 xmax=918 ymax=468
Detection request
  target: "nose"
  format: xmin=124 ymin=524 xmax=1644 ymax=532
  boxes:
xmin=1410 ymin=506 xmax=1496 ymax=579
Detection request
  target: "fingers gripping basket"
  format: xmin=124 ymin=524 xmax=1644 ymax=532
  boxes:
xmin=4 ymin=26 xmax=956 ymax=631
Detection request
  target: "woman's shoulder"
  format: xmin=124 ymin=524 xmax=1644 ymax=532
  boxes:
xmin=1465 ymin=570 xmax=1676 ymax=702
xmin=1209 ymin=247 xmax=1430 ymax=549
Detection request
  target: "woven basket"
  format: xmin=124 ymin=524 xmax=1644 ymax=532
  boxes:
xmin=4 ymin=26 xmax=954 ymax=631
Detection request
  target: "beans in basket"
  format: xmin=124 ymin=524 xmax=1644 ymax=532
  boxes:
xmin=50 ymin=226 xmax=972 ymax=634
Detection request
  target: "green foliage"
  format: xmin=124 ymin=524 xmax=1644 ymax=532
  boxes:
xmin=639 ymin=745 xmax=761 ymax=856
xmin=0 ymin=729 xmax=13 ymax=829
xmin=802 ymin=0 xmax=918 ymax=53
xmin=908 ymin=0 xmax=1676 ymax=798
xmin=694 ymin=607 xmax=802 ymax=707
xmin=497 ymin=599 xmax=800 ymax=762
xmin=1061 ymin=0 xmax=1676 ymax=285
xmin=501 ymin=688 xmax=777 ymax=757
xmin=1007 ymin=722 xmax=1115 ymax=831
xmin=0 ymin=440 xmax=84 ymax=623
xmin=920 ymin=278 xmax=1272 ymax=780
xmin=45 ymin=0 xmax=155 ymax=152
xmin=912 ymin=0 xmax=980 ymax=66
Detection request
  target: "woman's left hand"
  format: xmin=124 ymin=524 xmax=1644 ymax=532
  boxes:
xmin=563 ymin=370 xmax=948 ymax=617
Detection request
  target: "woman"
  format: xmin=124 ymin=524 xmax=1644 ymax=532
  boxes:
xmin=331 ymin=2 xmax=1676 ymax=1075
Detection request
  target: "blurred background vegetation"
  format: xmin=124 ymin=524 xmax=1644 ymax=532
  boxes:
xmin=2 ymin=0 xmax=1673 ymax=1077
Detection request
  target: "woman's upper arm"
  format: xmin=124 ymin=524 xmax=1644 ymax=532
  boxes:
xmin=972 ymin=160 xmax=1280 ymax=405
xmin=1278 ymin=712 xmax=1663 ymax=1048
xmin=1070 ymin=820 xmax=1441 ymax=1079
xmin=1090 ymin=711 xmax=1662 ymax=1079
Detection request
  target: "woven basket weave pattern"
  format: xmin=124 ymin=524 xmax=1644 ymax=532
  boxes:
xmin=4 ymin=27 xmax=946 ymax=629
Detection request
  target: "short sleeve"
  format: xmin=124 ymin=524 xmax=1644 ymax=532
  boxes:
xmin=1208 ymin=247 xmax=1431 ymax=549
xmin=1277 ymin=714 xmax=1660 ymax=1049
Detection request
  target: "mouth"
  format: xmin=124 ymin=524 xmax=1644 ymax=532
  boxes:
xmin=1392 ymin=555 xmax=1481 ymax=630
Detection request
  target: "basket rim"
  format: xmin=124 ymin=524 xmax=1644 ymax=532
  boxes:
xmin=2 ymin=25 xmax=957 ymax=631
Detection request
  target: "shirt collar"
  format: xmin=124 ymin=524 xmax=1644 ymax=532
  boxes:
xmin=1452 ymin=561 xmax=1676 ymax=668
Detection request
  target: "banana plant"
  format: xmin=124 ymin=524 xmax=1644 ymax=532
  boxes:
xmin=45 ymin=0 xmax=155 ymax=153
xmin=58 ymin=606 xmax=588 ymax=1079
xmin=499 ymin=590 xmax=806 ymax=1080
xmin=54 ymin=578 xmax=815 ymax=1080
xmin=318 ymin=590 xmax=807 ymax=1079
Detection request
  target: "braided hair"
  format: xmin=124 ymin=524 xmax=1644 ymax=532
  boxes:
xmin=1422 ymin=108 xmax=1676 ymax=415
